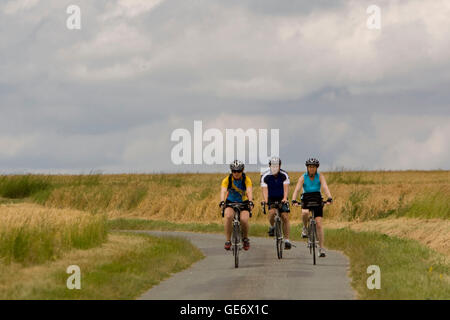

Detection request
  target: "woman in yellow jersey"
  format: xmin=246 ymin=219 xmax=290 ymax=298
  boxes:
xmin=219 ymin=160 xmax=254 ymax=251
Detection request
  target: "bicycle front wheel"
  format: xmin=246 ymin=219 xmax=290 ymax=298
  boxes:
xmin=275 ymin=219 xmax=283 ymax=259
xmin=307 ymin=224 xmax=312 ymax=254
xmin=232 ymin=224 xmax=240 ymax=268
xmin=311 ymin=224 xmax=316 ymax=265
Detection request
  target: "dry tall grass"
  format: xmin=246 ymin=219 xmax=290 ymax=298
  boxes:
xmin=325 ymin=218 xmax=450 ymax=257
xmin=0 ymin=203 xmax=107 ymax=265
xmin=2 ymin=171 xmax=448 ymax=223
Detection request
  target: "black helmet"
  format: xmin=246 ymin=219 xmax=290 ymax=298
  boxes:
xmin=269 ymin=156 xmax=281 ymax=166
xmin=230 ymin=160 xmax=245 ymax=171
xmin=305 ymin=158 xmax=320 ymax=167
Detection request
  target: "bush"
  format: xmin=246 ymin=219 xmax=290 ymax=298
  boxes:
xmin=342 ymin=188 xmax=370 ymax=221
xmin=0 ymin=175 xmax=52 ymax=199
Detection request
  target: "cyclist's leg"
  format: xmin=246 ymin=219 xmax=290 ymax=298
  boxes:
xmin=301 ymin=209 xmax=309 ymax=228
xmin=267 ymin=208 xmax=276 ymax=236
xmin=281 ymin=211 xmax=290 ymax=240
xmin=224 ymin=207 xmax=234 ymax=241
xmin=268 ymin=208 xmax=276 ymax=227
xmin=240 ymin=210 xmax=250 ymax=239
xmin=315 ymin=216 xmax=324 ymax=248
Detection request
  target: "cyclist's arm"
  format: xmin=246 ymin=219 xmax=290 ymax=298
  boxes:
xmin=292 ymin=175 xmax=304 ymax=201
xmin=246 ymin=186 xmax=253 ymax=202
xmin=282 ymin=172 xmax=290 ymax=202
xmin=220 ymin=186 xmax=228 ymax=202
xmin=319 ymin=174 xmax=332 ymax=199
xmin=283 ymin=184 xmax=288 ymax=202
xmin=262 ymin=186 xmax=268 ymax=203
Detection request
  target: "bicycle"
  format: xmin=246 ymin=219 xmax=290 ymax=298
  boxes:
xmin=222 ymin=202 xmax=252 ymax=268
xmin=292 ymin=199 xmax=328 ymax=265
xmin=262 ymin=201 xmax=285 ymax=259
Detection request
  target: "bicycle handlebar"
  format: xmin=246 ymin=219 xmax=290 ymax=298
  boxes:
xmin=221 ymin=202 xmax=253 ymax=217
xmin=292 ymin=200 xmax=329 ymax=207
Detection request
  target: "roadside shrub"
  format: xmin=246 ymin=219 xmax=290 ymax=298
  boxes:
xmin=0 ymin=175 xmax=52 ymax=199
xmin=342 ymin=188 xmax=370 ymax=221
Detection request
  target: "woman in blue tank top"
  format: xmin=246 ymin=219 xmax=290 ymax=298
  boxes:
xmin=302 ymin=171 xmax=321 ymax=193
xmin=292 ymin=158 xmax=333 ymax=258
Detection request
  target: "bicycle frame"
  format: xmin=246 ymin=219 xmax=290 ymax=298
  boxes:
xmin=306 ymin=209 xmax=318 ymax=265
xmin=305 ymin=201 xmax=327 ymax=265
xmin=292 ymin=199 xmax=327 ymax=265
xmin=263 ymin=201 xmax=285 ymax=259
xmin=222 ymin=202 xmax=250 ymax=268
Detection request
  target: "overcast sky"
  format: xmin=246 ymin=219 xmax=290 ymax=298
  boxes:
xmin=1 ymin=0 xmax=449 ymax=173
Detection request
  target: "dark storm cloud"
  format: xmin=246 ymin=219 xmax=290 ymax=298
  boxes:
xmin=0 ymin=0 xmax=449 ymax=172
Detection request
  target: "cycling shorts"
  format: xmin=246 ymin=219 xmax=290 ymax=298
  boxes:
xmin=268 ymin=197 xmax=290 ymax=213
xmin=301 ymin=192 xmax=323 ymax=218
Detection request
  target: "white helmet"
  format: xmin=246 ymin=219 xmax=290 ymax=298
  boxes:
xmin=269 ymin=156 xmax=281 ymax=166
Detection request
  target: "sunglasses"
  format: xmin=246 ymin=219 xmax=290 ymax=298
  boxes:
xmin=232 ymin=170 xmax=243 ymax=173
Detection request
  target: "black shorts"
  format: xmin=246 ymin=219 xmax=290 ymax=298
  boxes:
xmin=301 ymin=192 xmax=323 ymax=218
xmin=268 ymin=198 xmax=290 ymax=213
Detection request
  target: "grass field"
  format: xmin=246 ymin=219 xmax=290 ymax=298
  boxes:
xmin=0 ymin=203 xmax=107 ymax=265
xmin=0 ymin=202 xmax=203 ymax=299
xmin=325 ymin=218 xmax=450 ymax=257
xmin=325 ymin=228 xmax=449 ymax=300
xmin=0 ymin=232 xmax=203 ymax=299
xmin=0 ymin=171 xmax=448 ymax=222
xmin=0 ymin=171 xmax=448 ymax=299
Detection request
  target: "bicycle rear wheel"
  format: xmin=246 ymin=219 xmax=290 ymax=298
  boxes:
xmin=307 ymin=223 xmax=312 ymax=254
xmin=311 ymin=223 xmax=316 ymax=265
xmin=232 ymin=223 xmax=240 ymax=268
xmin=275 ymin=218 xmax=283 ymax=259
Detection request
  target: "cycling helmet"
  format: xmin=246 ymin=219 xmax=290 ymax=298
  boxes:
xmin=305 ymin=158 xmax=320 ymax=167
xmin=269 ymin=156 xmax=281 ymax=166
xmin=230 ymin=160 xmax=245 ymax=171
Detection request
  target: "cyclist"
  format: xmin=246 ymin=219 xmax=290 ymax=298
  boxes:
xmin=219 ymin=160 xmax=254 ymax=251
xmin=292 ymin=158 xmax=332 ymax=257
xmin=260 ymin=157 xmax=292 ymax=249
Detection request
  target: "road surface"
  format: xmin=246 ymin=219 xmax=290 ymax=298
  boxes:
xmin=138 ymin=231 xmax=356 ymax=300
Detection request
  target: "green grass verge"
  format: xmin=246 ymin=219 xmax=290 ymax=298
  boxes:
xmin=5 ymin=232 xmax=204 ymax=300
xmin=109 ymin=218 xmax=450 ymax=299
xmin=325 ymin=228 xmax=449 ymax=300
xmin=396 ymin=190 xmax=450 ymax=219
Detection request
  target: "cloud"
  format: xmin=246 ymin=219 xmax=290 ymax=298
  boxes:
xmin=330 ymin=115 xmax=450 ymax=170
xmin=2 ymin=0 xmax=40 ymax=15
xmin=101 ymin=0 xmax=164 ymax=20
xmin=379 ymin=123 xmax=450 ymax=170
xmin=0 ymin=135 xmax=36 ymax=157
xmin=1 ymin=0 xmax=449 ymax=172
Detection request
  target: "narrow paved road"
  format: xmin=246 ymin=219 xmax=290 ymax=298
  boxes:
xmin=139 ymin=231 xmax=356 ymax=300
